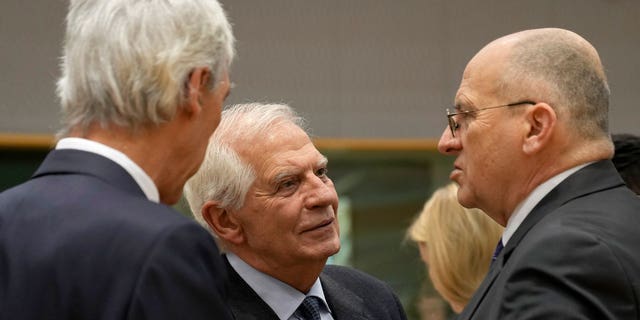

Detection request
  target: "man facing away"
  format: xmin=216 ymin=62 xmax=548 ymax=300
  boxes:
xmin=184 ymin=103 xmax=408 ymax=320
xmin=438 ymin=28 xmax=640 ymax=319
xmin=0 ymin=0 xmax=235 ymax=319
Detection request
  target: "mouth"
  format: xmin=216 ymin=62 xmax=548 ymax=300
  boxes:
xmin=450 ymin=163 xmax=462 ymax=180
xmin=303 ymin=217 xmax=334 ymax=233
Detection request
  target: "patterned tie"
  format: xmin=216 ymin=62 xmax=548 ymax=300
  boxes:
xmin=491 ymin=238 xmax=504 ymax=263
xmin=296 ymin=296 xmax=322 ymax=320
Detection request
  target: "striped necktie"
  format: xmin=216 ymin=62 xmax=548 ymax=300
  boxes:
xmin=296 ymin=296 xmax=322 ymax=320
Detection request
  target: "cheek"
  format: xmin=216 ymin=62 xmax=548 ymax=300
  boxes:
xmin=251 ymin=202 xmax=299 ymax=235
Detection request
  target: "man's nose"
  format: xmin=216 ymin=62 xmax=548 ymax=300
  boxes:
xmin=437 ymin=126 xmax=461 ymax=155
xmin=305 ymin=176 xmax=338 ymax=210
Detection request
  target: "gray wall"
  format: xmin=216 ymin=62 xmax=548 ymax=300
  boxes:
xmin=2 ymin=0 xmax=639 ymax=138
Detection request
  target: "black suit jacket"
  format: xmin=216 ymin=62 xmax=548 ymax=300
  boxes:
xmin=458 ymin=160 xmax=640 ymax=319
xmin=223 ymin=256 xmax=407 ymax=320
xmin=0 ymin=149 xmax=232 ymax=320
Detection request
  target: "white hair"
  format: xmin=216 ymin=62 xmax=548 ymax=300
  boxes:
xmin=57 ymin=0 xmax=235 ymax=136
xmin=184 ymin=103 xmax=307 ymax=228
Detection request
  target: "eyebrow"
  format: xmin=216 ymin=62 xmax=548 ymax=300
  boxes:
xmin=271 ymin=170 xmax=297 ymax=185
xmin=318 ymin=155 xmax=328 ymax=167
xmin=270 ymin=155 xmax=329 ymax=184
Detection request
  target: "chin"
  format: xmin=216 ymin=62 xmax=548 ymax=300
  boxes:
xmin=317 ymin=240 xmax=341 ymax=259
xmin=329 ymin=243 xmax=341 ymax=256
xmin=456 ymin=190 xmax=478 ymax=209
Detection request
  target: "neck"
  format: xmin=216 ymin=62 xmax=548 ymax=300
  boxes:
xmin=497 ymin=137 xmax=613 ymax=224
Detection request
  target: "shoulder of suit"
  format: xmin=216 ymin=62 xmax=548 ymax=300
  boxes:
xmin=321 ymin=265 xmax=390 ymax=289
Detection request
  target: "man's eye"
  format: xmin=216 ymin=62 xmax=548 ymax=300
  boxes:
xmin=276 ymin=178 xmax=300 ymax=193
xmin=459 ymin=111 xmax=474 ymax=119
xmin=280 ymin=180 xmax=297 ymax=189
xmin=316 ymin=167 xmax=328 ymax=177
xmin=456 ymin=112 xmax=474 ymax=126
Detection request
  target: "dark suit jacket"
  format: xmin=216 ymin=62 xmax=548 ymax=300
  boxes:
xmin=223 ymin=256 xmax=407 ymax=320
xmin=458 ymin=160 xmax=640 ymax=319
xmin=0 ymin=149 xmax=232 ymax=320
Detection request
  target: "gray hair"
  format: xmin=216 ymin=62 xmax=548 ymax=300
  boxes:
xmin=500 ymin=29 xmax=610 ymax=140
xmin=184 ymin=103 xmax=307 ymax=228
xmin=57 ymin=0 xmax=235 ymax=136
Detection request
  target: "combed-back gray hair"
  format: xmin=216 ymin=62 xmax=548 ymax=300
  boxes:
xmin=500 ymin=29 xmax=610 ymax=140
xmin=184 ymin=103 xmax=307 ymax=228
xmin=57 ymin=0 xmax=235 ymax=136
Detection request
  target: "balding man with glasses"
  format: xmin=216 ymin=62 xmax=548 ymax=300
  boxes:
xmin=438 ymin=28 xmax=640 ymax=319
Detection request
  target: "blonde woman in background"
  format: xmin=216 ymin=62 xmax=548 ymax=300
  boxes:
xmin=407 ymin=183 xmax=503 ymax=315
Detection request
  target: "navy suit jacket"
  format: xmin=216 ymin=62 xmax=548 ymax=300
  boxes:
xmin=222 ymin=256 xmax=407 ymax=320
xmin=0 ymin=149 xmax=232 ymax=320
xmin=458 ymin=160 xmax=640 ymax=319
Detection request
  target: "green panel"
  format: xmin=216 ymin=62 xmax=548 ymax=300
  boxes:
xmin=321 ymin=149 xmax=455 ymax=320
xmin=0 ymin=149 xmax=49 ymax=192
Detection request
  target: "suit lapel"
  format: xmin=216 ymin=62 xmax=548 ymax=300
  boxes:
xmin=502 ymin=160 xmax=625 ymax=264
xmin=222 ymin=256 xmax=280 ymax=320
xmin=320 ymin=272 xmax=369 ymax=320
xmin=457 ymin=258 xmax=503 ymax=319
xmin=33 ymin=149 xmax=145 ymax=198
xmin=459 ymin=161 xmax=624 ymax=319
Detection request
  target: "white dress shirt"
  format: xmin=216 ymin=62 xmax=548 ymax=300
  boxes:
xmin=227 ymin=253 xmax=334 ymax=320
xmin=56 ymin=137 xmax=160 ymax=203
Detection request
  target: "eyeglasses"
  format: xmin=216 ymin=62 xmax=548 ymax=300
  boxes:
xmin=446 ymin=100 xmax=536 ymax=137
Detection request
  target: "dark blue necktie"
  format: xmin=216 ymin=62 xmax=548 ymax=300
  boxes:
xmin=491 ymin=238 xmax=504 ymax=263
xmin=296 ymin=296 xmax=322 ymax=320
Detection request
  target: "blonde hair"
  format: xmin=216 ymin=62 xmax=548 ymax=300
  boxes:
xmin=407 ymin=183 xmax=503 ymax=311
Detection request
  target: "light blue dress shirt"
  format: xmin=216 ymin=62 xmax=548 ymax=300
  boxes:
xmin=227 ymin=253 xmax=335 ymax=320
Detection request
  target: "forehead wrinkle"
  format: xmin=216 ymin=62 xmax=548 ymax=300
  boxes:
xmin=455 ymin=93 xmax=477 ymax=111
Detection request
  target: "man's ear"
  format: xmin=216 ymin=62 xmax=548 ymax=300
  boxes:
xmin=522 ymin=102 xmax=556 ymax=155
xmin=201 ymin=200 xmax=243 ymax=245
xmin=185 ymin=67 xmax=211 ymax=115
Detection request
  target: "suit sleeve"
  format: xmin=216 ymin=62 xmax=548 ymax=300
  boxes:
xmin=126 ymin=223 xmax=232 ymax=320
xmin=390 ymin=288 xmax=408 ymax=320
xmin=323 ymin=265 xmax=408 ymax=320
xmin=499 ymin=227 xmax=634 ymax=319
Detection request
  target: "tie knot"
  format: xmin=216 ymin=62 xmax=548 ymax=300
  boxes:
xmin=296 ymin=296 xmax=322 ymax=320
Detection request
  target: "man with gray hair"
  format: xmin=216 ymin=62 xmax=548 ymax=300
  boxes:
xmin=438 ymin=28 xmax=640 ymax=319
xmin=185 ymin=103 xmax=407 ymax=320
xmin=0 ymin=0 xmax=235 ymax=319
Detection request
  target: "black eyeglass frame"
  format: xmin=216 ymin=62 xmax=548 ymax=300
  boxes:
xmin=446 ymin=100 xmax=536 ymax=137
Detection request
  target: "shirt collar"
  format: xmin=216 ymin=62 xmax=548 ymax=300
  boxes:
xmin=56 ymin=137 xmax=160 ymax=203
xmin=502 ymin=162 xmax=594 ymax=245
xmin=227 ymin=253 xmax=331 ymax=320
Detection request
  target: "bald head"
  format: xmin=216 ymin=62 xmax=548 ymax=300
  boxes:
xmin=475 ymin=28 xmax=611 ymax=142
xmin=440 ymin=28 xmax=614 ymax=219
